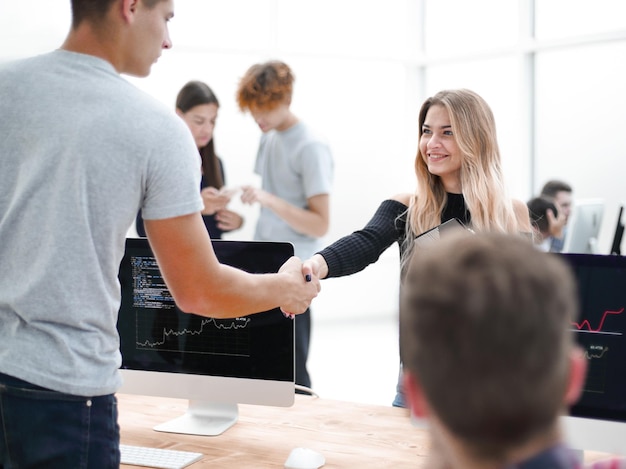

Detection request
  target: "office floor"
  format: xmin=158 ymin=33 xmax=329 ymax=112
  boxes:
xmin=307 ymin=313 xmax=400 ymax=407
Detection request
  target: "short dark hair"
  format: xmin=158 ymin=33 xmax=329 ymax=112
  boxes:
xmin=540 ymin=180 xmax=572 ymax=199
xmin=70 ymin=0 xmax=164 ymax=28
xmin=527 ymin=196 xmax=558 ymax=235
xmin=400 ymin=232 xmax=578 ymax=460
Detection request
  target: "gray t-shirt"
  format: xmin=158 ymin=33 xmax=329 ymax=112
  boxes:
xmin=0 ymin=50 xmax=203 ymax=396
xmin=253 ymin=121 xmax=334 ymax=259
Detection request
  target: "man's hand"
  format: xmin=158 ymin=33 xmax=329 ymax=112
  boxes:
xmin=547 ymin=207 xmax=566 ymax=239
xmin=240 ymin=185 xmax=272 ymax=207
xmin=277 ymin=256 xmax=321 ymax=316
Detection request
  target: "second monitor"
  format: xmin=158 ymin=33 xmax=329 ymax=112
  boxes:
xmin=559 ymin=252 xmax=626 ymax=455
xmin=610 ymin=204 xmax=624 ymax=256
xmin=562 ymin=199 xmax=605 ymax=255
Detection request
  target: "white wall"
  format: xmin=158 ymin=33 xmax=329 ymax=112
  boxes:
xmin=3 ymin=0 xmax=626 ymax=323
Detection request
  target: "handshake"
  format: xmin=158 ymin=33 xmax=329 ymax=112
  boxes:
xmin=277 ymin=256 xmax=323 ymax=318
xmin=200 ymin=185 xmax=328 ymax=317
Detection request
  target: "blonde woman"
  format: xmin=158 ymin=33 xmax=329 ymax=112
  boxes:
xmin=306 ymin=89 xmax=532 ymax=407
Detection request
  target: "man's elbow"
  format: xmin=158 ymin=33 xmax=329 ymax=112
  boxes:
xmin=172 ymin=291 xmax=210 ymax=317
xmin=173 ymin=297 xmax=201 ymax=315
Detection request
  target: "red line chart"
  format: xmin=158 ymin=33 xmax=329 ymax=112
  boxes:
xmin=572 ymin=307 xmax=624 ymax=334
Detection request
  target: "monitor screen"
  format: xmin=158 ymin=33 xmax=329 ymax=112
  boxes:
xmin=562 ymin=199 xmax=604 ymax=254
xmin=559 ymin=253 xmax=626 ymax=455
xmin=116 ymin=238 xmax=295 ymax=436
xmin=610 ymin=204 xmax=624 ymax=256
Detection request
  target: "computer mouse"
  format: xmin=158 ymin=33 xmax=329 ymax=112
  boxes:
xmin=284 ymin=447 xmax=325 ymax=469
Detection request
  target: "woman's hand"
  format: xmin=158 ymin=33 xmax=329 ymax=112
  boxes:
xmin=201 ymin=187 xmax=230 ymax=215
xmin=216 ymin=209 xmax=243 ymax=231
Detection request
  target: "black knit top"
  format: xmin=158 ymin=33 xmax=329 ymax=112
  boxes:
xmin=320 ymin=193 xmax=469 ymax=278
xmin=442 ymin=192 xmax=471 ymax=226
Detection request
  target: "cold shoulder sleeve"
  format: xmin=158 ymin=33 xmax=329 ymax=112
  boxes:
xmin=318 ymin=199 xmax=408 ymax=278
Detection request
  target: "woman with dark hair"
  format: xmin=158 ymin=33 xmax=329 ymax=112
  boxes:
xmin=136 ymin=80 xmax=243 ymax=238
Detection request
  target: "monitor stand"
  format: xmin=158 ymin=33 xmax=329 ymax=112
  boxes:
xmin=154 ymin=400 xmax=239 ymax=436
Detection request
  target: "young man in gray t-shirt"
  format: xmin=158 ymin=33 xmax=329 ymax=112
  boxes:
xmin=0 ymin=1 xmax=319 ymax=467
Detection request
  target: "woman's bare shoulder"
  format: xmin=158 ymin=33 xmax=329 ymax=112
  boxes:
xmin=390 ymin=193 xmax=412 ymax=206
xmin=512 ymin=198 xmax=532 ymax=232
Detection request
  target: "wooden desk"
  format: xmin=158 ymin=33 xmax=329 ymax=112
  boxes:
xmin=118 ymin=394 xmax=618 ymax=468
xmin=118 ymin=393 xmax=425 ymax=468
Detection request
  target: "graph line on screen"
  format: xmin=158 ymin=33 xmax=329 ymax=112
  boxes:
xmin=571 ymin=307 xmax=624 ymax=335
xmin=584 ymin=345 xmax=609 ymax=360
xmin=135 ymin=312 xmax=251 ymax=357
xmin=582 ymin=344 xmax=609 ymax=394
xmin=128 ymin=254 xmax=252 ymax=356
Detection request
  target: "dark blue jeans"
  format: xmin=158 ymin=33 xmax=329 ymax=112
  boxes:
xmin=0 ymin=372 xmax=120 ymax=469
xmin=392 ymin=364 xmax=407 ymax=408
xmin=295 ymin=308 xmax=311 ymax=389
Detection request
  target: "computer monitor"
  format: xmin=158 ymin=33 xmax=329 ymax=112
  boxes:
xmin=116 ymin=238 xmax=295 ymax=436
xmin=562 ymin=199 xmax=605 ymax=254
xmin=559 ymin=253 xmax=626 ymax=455
xmin=610 ymin=204 xmax=624 ymax=256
